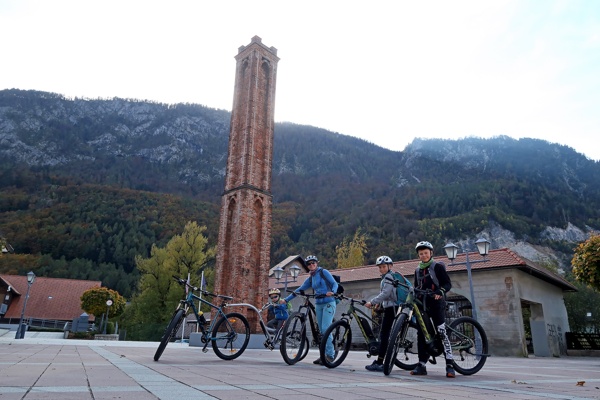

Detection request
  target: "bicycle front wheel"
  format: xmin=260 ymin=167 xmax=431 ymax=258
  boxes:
xmin=320 ymin=320 xmax=352 ymax=368
xmin=394 ymin=321 xmax=419 ymax=370
xmin=211 ymin=312 xmax=250 ymax=360
xmin=154 ymin=309 xmax=185 ymax=361
xmin=383 ymin=313 xmax=409 ymax=375
xmin=449 ymin=316 xmax=488 ymax=375
xmin=280 ymin=312 xmax=307 ymax=365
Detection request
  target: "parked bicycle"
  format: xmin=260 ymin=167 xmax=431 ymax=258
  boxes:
xmin=154 ymin=276 xmax=250 ymax=362
xmin=383 ymin=278 xmax=489 ymax=376
xmin=317 ymin=294 xmax=372 ymax=367
xmin=279 ymin=291 xmax=330 ymax=365
xmin=319 ymin=294 xmax=420 ymax=368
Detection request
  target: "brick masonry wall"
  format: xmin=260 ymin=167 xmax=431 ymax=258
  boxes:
xmin=214 ymin=37 xmax=279 ymax=332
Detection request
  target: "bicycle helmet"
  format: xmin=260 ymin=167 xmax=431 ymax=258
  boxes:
xmin=305 ymin=255 xmax=318 ymax=263
xmin=376 ymin=255 xmax=393 ymax=265
xmin=268 ymin=288 xmax=280 ymax=296
xmin=415 ymin=241 xmax=434 ymax=252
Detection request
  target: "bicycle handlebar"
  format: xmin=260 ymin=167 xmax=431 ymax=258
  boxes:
xmin=172 ymin=276 xmax=233 ymax=300
xmin=285 ymin=289 xmax=327 ymax=299
xmin=333 ymin=293 xmax=367 ymax=305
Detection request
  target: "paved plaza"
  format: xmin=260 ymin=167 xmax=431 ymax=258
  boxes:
xmin=1 ymin=331 xmax=599 ymax=400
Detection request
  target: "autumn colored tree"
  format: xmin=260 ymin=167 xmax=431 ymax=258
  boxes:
xmin=336 ymin=228 xmax=367 ymax=269
xmin=119 ymin=221 xmax=216 ymax=340
xmin=80 ymin=287 xmax=126 ymax=318
xmin=571 ymin=234 xmax=600 ymax=292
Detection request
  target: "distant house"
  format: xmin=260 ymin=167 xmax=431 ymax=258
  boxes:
xmin=270 ymin=248 xmax=577 ymax=357
xmin=0 ymin=275 xmax=102 ymax=329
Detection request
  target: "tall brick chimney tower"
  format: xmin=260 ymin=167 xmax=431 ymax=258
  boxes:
xmin=213 ymin=36 xmax=279 ymax=331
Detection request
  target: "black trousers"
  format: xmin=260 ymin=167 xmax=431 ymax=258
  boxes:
xmin=377 ymin=305 xmax=398 ymax=363
xmin=416 ymin=298 xmax=452 ymax=364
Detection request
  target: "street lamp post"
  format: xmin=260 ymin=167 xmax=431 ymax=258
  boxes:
xmin=273 ymin=264 xmax=301 ymax=294
xmin=103 ymin=299 xmax=113 ymax=334
xmin=443 ymin=238 xmax=490 ymax=321
xmin=15 ymin=271 xmax=36 ymax=339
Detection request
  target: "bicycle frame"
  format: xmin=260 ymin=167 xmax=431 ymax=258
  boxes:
xmin=176 ymin=286 xmax=239 ymax=353
xmin=337 ymin=296 xmax=380 ymax=351
xmin=295 ymin=295 xmax=322 ymax=346
xmin=227 ymin=302 xmax=284 ymax=350
xmin=398 ymin=289 xmax=437 ymax=349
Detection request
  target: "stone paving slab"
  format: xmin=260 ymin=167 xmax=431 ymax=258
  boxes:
xmin=1 ymin=335 xmax=599 ymax=400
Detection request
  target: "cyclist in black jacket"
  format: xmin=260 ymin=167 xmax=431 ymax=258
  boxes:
xmin=411 ymin=241 xmax=455 ymax=378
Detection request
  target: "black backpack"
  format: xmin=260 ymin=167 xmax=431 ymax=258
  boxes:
xmin=415 ymin=262 xmax=444 ymax=288
xmin=315 ymin=269 xmax=344 ymax=294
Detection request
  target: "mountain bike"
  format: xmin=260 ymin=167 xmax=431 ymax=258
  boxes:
xmin=383 ymin=279 xmax=489 ymax=376
xmin=279 ymin=291 xmax=331 ymax=365
xmin=319 ymin=294 xmax=419 ymax=368
xmin=225 ymin=300 xmax=309 ymax=361
xmin=154 ymin=276 xmax=250 ymax=362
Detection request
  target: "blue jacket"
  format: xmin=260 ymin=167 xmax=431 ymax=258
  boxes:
xmin=268 ymin=302 xmax=289 ymax=320
xmin=284 ymin=267 xmax=338 ymax=305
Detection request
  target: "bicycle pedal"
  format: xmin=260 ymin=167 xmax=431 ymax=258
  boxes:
xmin=202 ymin=348 xmax=209 ymax=353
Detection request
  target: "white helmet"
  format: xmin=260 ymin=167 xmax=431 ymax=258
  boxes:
xmin=376 ymin=255 xmax=393 ymax=265
xmin=415 ymin=241 xmax=434 ymax=252
xmin=305 ymin=255 xmax=318 ymax=263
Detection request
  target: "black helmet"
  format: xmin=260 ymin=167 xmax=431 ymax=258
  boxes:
xmin=415 ymin=241 xmax=434 ymax=252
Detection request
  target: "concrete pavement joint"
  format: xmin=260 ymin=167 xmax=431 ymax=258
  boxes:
xmin=92 ymin=346 xmax=218 ymax=399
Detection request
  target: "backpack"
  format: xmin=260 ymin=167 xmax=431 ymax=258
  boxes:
xmin=386 ymin=271 xmax=412 ymax=305
xmin=315 ymin=269 xmax=345 ymax=294
xmin=415 ymin=262 xmax=443 ymax=288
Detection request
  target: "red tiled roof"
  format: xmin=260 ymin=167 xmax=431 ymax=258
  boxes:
xmin=0 ymin=275 xmax=102 ymax=321
xmin=269 ymin=248 xmax=576 ymax=292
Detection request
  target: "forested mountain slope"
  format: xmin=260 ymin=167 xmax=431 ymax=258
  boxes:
xmin=1 ymin=89 xmax=598 ymax=295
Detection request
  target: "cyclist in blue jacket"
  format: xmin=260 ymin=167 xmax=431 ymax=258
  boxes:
xmin=284 ymin=255 xmax=338 ymax=365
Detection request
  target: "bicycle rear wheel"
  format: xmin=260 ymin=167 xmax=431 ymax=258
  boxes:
xmin=154 ymin=309 xmax=185 ymax=361
xmin=280 ymin=312 xmax=307 ymax=365
xmin=394 ymin=321 xmax=419 ymax=370
xmin=211 ymin=312 xmax=250 ymax=360
xmin=449 ymin=316 xmax=488 ymax=375
xmin=383 ymin=313 xmax=409 ymax=375
xmin=320 ymin=320 xmax=352 ymax=368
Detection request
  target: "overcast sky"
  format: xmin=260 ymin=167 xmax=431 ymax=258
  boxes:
xmin=1 ymin=0 xmax=599 ymax=161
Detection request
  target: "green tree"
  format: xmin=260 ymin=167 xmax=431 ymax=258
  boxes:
xmin=80 ymin=287 xmax=126 ymax=318
xmin=571 ymin=234 xmax=600 ymax=291
xmin=336 ymin=228 xmax=367 ymax=269
xmin=120 ymin=221 xmax=216 ymax=340
xmin=564 ymin=278 xmax=600 ymax=333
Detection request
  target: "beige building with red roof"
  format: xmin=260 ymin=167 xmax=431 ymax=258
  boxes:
xmin=269 ymin=248 xmax=576 ymax=358
xmin=0 ymin=275 xmax=101 ymax=330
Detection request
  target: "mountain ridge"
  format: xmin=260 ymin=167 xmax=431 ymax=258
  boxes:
xmin=1 ymin=89 xmax=598 ymax=295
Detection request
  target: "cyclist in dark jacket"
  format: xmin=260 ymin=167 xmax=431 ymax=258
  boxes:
xmin=411 ymin=241 xmax=455 ymax=378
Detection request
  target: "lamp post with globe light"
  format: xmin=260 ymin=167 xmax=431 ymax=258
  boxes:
xmin=273 ymin=264 xmax=301 ymax=294
xmin=443 ymin=238 xmax=491 ymax=321
xmin=103 ymin=299 xmax=113 ymax=334
xmin=15 ymin=271 xmax=36 ymax=339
